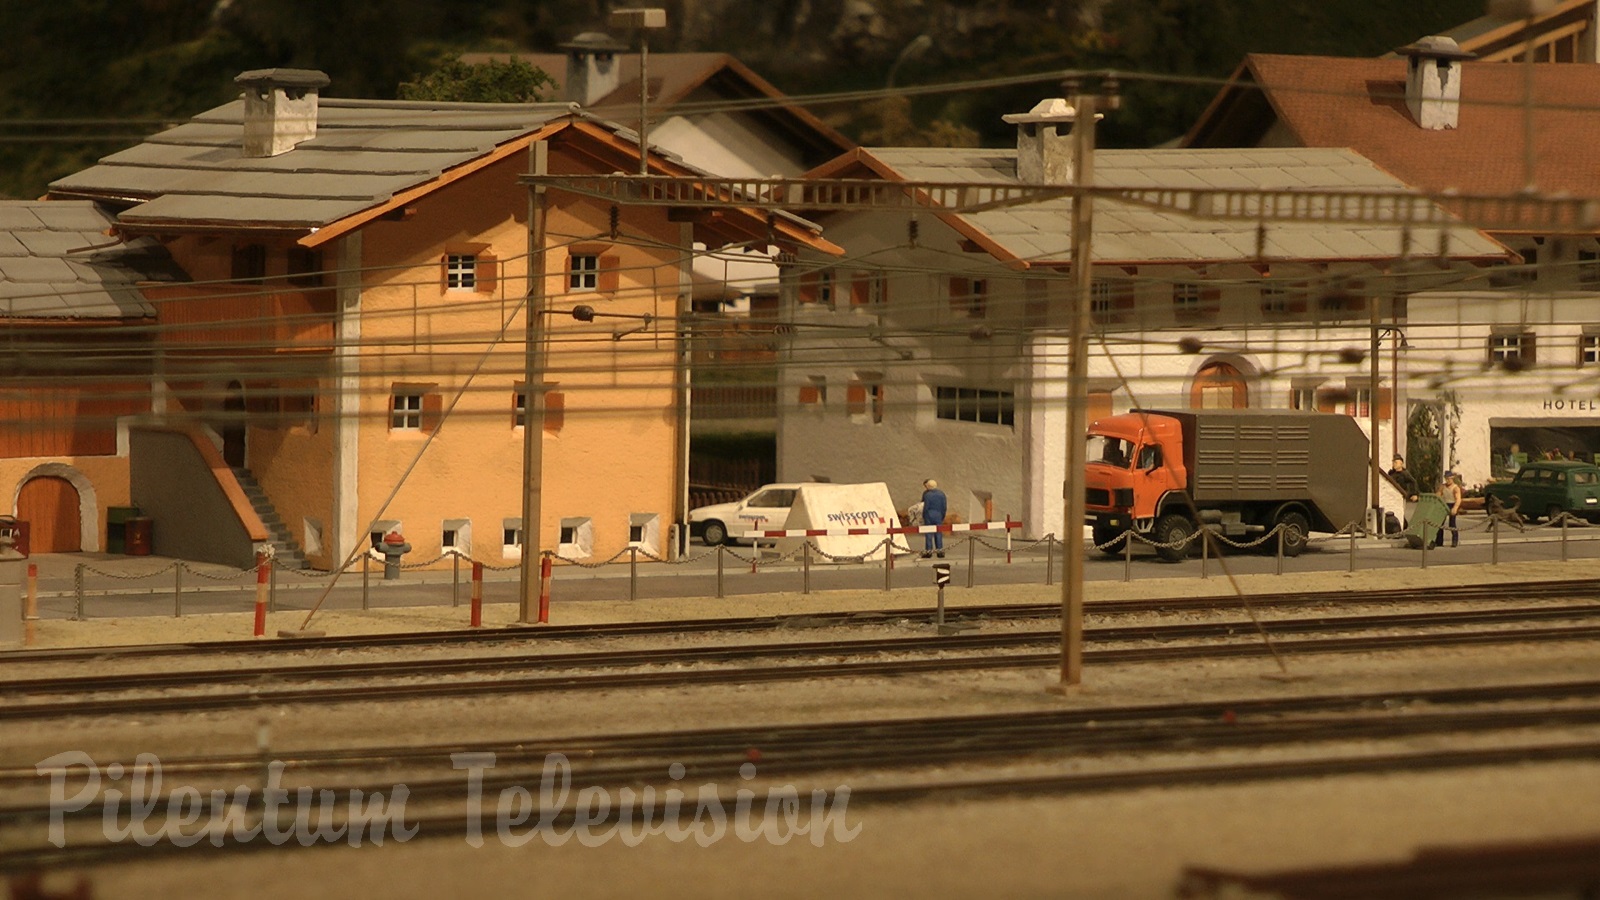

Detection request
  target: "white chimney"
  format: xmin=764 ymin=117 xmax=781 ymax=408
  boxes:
xmin=234 ymin=68 xmax=330 ymax=158
xmin=1001 ymin=98 xmax=1097 ymax=186
xmin=560 ymin=32 xmax=628 ymax=107
xmin=1397 ymin=36 xmax=1476 ymax=131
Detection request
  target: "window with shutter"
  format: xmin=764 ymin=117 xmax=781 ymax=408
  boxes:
xmin=597 ymin=254 xmax=621 ymax=292
xmin=544 ymin=391 xmax=565 ymax=434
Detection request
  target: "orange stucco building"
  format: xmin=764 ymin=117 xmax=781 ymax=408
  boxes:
xmin=34 ymin=69 xmax=832 ymax=571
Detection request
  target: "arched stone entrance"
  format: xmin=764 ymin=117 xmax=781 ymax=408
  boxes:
xmin=13 ymin=463 xmax=99 ymax=552
xmin=1191 ymin=361 xmax=1249 ymax=409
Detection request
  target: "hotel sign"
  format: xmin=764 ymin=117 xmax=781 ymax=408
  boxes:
xmin=1543 ymin=399 xmax=1600 ymax=411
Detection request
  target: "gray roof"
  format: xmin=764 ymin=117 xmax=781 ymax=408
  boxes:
xmin=0 ymin=202 xmax=179 ymax=318
xmin=50 ymin=98 xmax=576 ymax=230
xmin=869 ymin=147 xmax=1507 ymax=264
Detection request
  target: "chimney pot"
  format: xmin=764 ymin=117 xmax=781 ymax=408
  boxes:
xmin=1396 ymin=36 xmax=1475 ymax=131
xmin=1002 ymin=98 xmax=1098 ymax=186
xmin=559 ymin=32 xmax=628 ymax=107
xmin=234 ymin=68 xmax=330 ymax=157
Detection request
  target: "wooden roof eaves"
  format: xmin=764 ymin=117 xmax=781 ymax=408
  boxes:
xmin=710 ymin=56 xmax=857 ymax=154
xmin=558 ymin=119 xmax=844 ymax=256
xmin=298 ymin=119 xmax=571 ymax=249
xmin=1180 ymin=57 xmax=1307 ymax=149
xmin=805 ymin=148 xmax=1024 ymax=266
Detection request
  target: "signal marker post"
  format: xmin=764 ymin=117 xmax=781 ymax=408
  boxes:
xmin=933 ymin=563 xmax=951 ymax=628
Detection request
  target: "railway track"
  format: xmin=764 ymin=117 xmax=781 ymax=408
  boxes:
xmin=8 ymin=577 xmax=1600 ymax=665
xmin=5 ymin=605 xmax=1600 ymax=721
xmin=5 ymin=679 xmax=1600 ymax=866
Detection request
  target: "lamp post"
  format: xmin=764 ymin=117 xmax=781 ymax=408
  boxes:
xmin=609 ymin=8 xmax=668 ymax=177
xmin=886 ymin=34 xmax=932 ymax=89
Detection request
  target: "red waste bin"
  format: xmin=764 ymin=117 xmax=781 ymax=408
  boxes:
xmin=125 ymin=517 xmax=153 ymax=556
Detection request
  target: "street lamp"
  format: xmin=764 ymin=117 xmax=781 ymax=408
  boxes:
xmin=886 ymin=34 xmax=932 ymax=89
xmin=609 ymin=8 xmax=668 ymax=176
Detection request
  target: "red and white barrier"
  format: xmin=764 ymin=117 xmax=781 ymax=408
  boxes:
xmin=741 ymin=520 xmax=1021 ymax=539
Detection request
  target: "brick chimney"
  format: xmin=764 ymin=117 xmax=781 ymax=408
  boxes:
xmin=1397 ymin=36 xmax=1475 ymax=131
xmin=560 ymin=32 xmax=628 ymax=107
xmin=1001 ymin=98 xmax=1096 ymax=186
xmin=234 ymin=68 xmax=330 ymax=158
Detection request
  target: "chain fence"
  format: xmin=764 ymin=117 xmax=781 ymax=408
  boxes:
xmin=46 ymin=508 xmax=1600 ymax=623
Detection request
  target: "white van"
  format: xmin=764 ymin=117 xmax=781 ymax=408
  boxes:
xmin=689 ymin=483 xmax=807 ymax=545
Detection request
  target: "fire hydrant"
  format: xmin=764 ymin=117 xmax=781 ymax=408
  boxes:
xmin=379 ymin=530 xmax=410 ymax=580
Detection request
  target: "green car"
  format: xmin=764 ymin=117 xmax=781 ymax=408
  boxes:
xmin=1483 ymin=460 xmax=1600 ymax=523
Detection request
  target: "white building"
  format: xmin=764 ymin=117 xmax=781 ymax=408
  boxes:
xmin=778 ymin=102 xmax=1506 ymax=539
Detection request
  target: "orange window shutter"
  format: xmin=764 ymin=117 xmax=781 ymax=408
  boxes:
xmin=1524 ymin=334 xmax=1538 ymax=364
xmin=850 ymin=273 xmax=869 ymax=306
xmin=476 ymin=255 xmax=498 ymax=293
xmin=798 ymin=384 xmax=819 ymax=405
xmin=439 ymin=254 xmax=450 ymax=292
xmin=598 ymin=255 xmax=621 ymax=292
xmin=1377 ymin=387 xmax=1393 ymax=421
xmin=949 ymin=277 xmax=970 ymax=313
xmin=1315 ymin=389 xmax=1338 ymax=414
xmin=798 ymin=271 xmax=818 ymax=304
xmin=421 ymin=392 xmax=443 ymax=433
xmin=846 ymin=382 xmax=866 ymax=415
xmin=543 ymin=391 xmax=565 ymax=434
xmin=877 ymin=273 xmax=890 ymax=305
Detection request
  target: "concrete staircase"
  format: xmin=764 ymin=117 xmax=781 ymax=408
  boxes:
xmin=231 ymin=466 xmax=309 ymax=569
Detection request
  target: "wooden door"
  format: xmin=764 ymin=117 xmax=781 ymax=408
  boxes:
xmin=17 ymin=476 xmax=80 ymax=552
xmin=1191 ymin=362 xmax=1248 ymax=409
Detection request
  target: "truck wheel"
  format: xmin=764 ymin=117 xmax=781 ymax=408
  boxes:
xmin=1093 ymin=525 xmax=1128 ymax=556
xmin=702 ymin=521 xmax=728 ymax=546
xmin=1277 ymin=511 xmax=1311 ymax=557
xmin=1153 ymin=514 xmax=1194 ymax=563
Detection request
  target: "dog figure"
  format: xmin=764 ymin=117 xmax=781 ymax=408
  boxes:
xmin=1485 ymin=493 xmax=1527 ymax=532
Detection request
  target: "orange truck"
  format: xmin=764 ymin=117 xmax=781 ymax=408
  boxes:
xmin=1083 ymin=409 xmax=1369 ymax=562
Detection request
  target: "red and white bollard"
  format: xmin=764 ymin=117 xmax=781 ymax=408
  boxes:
xmin=470 ymin=562 xmax=484 ymax=628
xmin=24 ymin=563 xmax=37 ymax=646
xmin=538 ymin=553 xmax=552 ymax=624
xmin=253 ymin=553 xmax=269 ymax=637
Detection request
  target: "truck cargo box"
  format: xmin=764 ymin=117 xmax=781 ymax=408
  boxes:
xmin=1134 ymin=408 xmax=1369 ymax=533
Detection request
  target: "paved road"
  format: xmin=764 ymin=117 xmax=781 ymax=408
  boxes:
xmin=11 ymin=511 xmax=1599 ymax=622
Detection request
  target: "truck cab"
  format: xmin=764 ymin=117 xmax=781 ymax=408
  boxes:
xmin=1084 ymin=412 xmax=1186 ymax=549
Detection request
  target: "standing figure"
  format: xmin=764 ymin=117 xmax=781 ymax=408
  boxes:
xmin=1435 ymin=471 xmax=1463 ymax=548
xmin=1388 ymin=455 xmax=1419 ymax=501
xmin=920 ymin=478 xmax=948 ymax=559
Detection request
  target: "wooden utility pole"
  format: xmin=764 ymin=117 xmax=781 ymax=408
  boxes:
xmin=1060 ymin=79 xmax=1106 ymax=687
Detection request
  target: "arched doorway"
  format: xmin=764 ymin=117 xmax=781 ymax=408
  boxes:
xmin=1191 ymin=362 xmax=1248 ymax=409
xmin=222 ymin=381 xmax=246 ymax=468
xmin=18 ymin=476 xmax=81 ymax=552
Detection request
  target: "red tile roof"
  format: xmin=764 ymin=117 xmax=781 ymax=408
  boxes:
xmin=1184 ymin=54 xmax=1600 ymax=200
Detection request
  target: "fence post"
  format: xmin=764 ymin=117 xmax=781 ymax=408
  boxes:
xmin=1349 ymin=527 xmax=1356 ymax=573
xmin=1005 ymin=518 xmax=1013 ymax=564
xmin=1421 ymin=530 xmax=1429 ymax=569
xmin=1201 ymin=529 xmax=1209 ymax=579
xmin=362 ymin=552 xmax=370 ymax=610
xmin=716 ymin=544 xmax=726 ymax=599
xmin=539 ymin=552 xmax=552 ymax=624
xmin=253 ymin=554 xmax=268 ymax=637
xmin=882 ymin=538 xmax=892 ymax=592
xmin=802 ymin=540 xmax=811 ymax=595
xmin=1492 ymin=516 xmax=1500 ymax=565
xmin=629 ymin=546 xmax=639 ymax=602
xmin=1276 ymin=525 xmax=1284 ymax=576
xmin=1123 ymin=530 xmax=1132 ymax=583
xmin=470 ymin=562 xmax=483 ymax=628
xmin=268 ymin=560 xmax=277 ymax=613
xmin=452 ymin=552 xmax=460 ymax=608
xmin=966 ymin=535 xmax=975 ymax=588
xmin=1045 ymin=535 xmax=1054 ymax=586
xmin=74 ymin=564 xmax=84 ymax=621
xmin=1562 ymin=514 xmax=1569 ymax=563
xmin=174 ymin=563 xmax=183 ymax=618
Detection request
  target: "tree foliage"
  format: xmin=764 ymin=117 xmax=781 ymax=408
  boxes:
xmin=398 ymin=55 xmax=554 ymax=103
